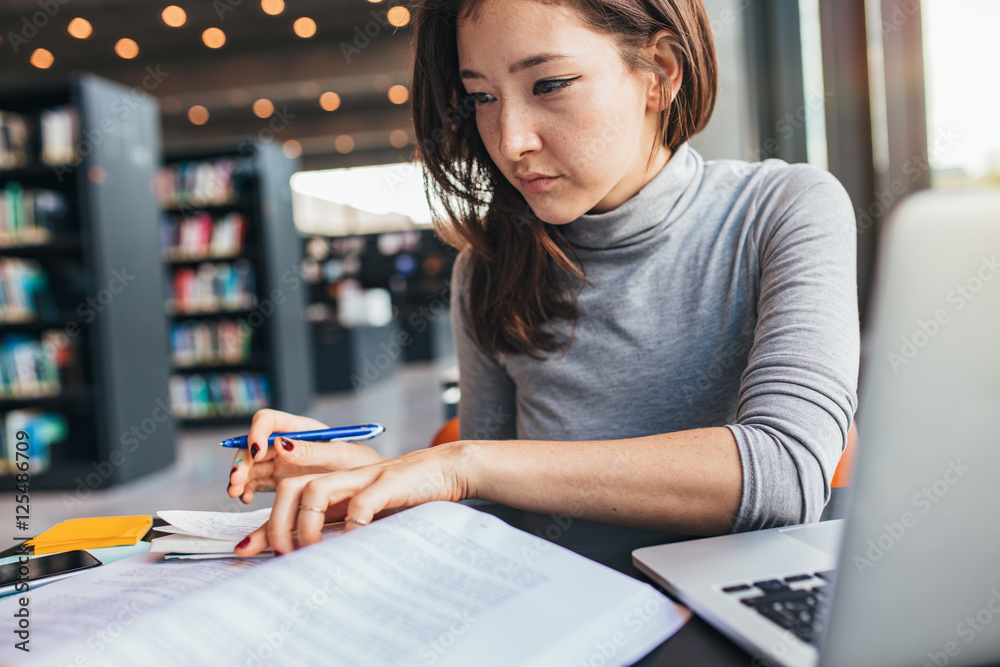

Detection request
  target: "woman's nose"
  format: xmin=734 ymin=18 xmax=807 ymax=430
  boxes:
xmin=497 ymin=103 xmax=542 ymax=162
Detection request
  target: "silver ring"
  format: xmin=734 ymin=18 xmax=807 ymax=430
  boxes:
xmin=299 ymin=505 xmax=326 ymax=514
xmin=345 ymin=517 xmax=369 ymax=526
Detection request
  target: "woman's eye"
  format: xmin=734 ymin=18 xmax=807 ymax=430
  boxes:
xmin=467 ymin=92 xmax=495 ymax=106
xmin=533 ymin=76 xmax=581 ymax=95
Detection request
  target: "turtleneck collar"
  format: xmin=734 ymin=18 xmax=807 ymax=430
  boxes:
xmin=558 ymin=143 xmax=702 ymax=250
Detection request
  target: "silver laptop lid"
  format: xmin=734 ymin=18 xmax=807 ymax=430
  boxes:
xmin=820 ymin=190 xmax=1000 ymax=666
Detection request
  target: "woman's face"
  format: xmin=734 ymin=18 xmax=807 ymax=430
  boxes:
xmin=457 ymin=0 xmax=670 ymax=224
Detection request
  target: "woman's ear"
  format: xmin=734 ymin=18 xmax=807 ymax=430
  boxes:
xmin=645 ymin=29 xmax=684 ymax=112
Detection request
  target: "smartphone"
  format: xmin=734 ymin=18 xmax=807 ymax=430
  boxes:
xmin=0 ymin=550 xmax=102 ymax=594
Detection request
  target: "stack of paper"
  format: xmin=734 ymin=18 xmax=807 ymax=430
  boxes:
xmin=150 ymin=508 xmax=274 ymax=558
xmin=25 ymin=516 xmax=152 ymax=555
xmin=1 ymin=502 xmax=690 ymax=667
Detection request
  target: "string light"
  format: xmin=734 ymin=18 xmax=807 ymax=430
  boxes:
xmin=67 ymin=18 xmax=92 ymax=39
xmin=252 ymin=98 xmax=274 ymax=118
xmin=335 ymin=135 xmax=355 ymax=154
xmin=387 ymin=84 xmax=409 ymax=105
xmin=387 ymin=7 xmax=410 ymax=27
xmin=202 ymin=27 xmax=226 ymax=48
xmin=188 ymin=105 xmax=209 ymax=125
xmin=282 ymin=140 xmax=302 ymax=159
xmin=30 ymin=49 xmax=54 ymax=69
xmin=293 ymin=17 xmax=316 ymax=38
xmin=161 ymin=6 xmax=187 ymax=27
xmin=319 ymin=92 xmax=341 ymax=111
xmin=115 ymin=38 xmax=139 ymax=59
xmin=261 ymin=0 xmax=284 ymax=15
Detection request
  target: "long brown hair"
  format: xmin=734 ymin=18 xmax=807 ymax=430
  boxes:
xmin=412 ymin=0 xmax=718 ymax=357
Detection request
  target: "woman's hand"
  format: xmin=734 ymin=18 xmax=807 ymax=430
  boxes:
xmin=234 ymin=441 xmax=474 ymax=556
xmin=227 ymin=409 xmax=385 ymax=503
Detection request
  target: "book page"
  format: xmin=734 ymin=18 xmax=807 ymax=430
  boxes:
xmin=155 ymin=507 xmax=272 ymax=539
xmin=21 ymin=502 xmax=687 ymax=667
xmin=0 ymin=552 xmax=267 ymax=665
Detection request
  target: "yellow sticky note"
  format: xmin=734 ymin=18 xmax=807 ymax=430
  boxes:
xmin=25 ymin=516 xmax=152 ymax=555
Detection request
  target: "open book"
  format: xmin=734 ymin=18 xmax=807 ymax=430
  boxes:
xmin=150 ymin=507 xmax=273 ymax=556
xmin=0 ymin=502 xmax=689 ymax=666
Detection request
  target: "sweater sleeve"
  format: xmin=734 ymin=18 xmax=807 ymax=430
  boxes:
xmin=727 ymin=165 xmax=860 ymax=532
xmin=450 ymin=250 xmax=518 ymax=441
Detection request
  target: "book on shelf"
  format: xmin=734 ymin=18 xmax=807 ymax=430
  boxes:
xmin=0 ymin=409 xmax=68 ymax=474
xmin=168 ymin=371 xmax=270 ymax=419
xmin=0 ymin=330 xmax=82 ymax=399
xmin=162 ymin=211 xmax=246 ymax=261
xmin=167 ymin=260 xmax=257 ymax=314
xmin=171 ymin=318 xmax=253 ymax=368
xmin=38 ymin=106 xmax=80 ymax=166
xmin=0 ymin=105 xmax=80 ymax=171
xmin=157 ymin=158 xmax=243 ymax=209
xmin=0 ymin=502 xmax=689 ymax=666
xmin=0 ymin=182 xmax=68 ymax=247
xmin=0 ymin=257 xmax=59 ymax=323
xmin=0 ymin=111 xmax=30 ymax=170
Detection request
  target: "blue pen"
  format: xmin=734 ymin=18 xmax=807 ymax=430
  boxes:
xmin=218 ymin=424 xmax=386 ymax=449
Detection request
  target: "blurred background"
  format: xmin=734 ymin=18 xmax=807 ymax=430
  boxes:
xmin=0 ymin=0 xmax=996 ymax=532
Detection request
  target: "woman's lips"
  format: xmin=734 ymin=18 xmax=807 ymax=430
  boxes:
xmin=518 ymin=175 xmax=560 ymax=192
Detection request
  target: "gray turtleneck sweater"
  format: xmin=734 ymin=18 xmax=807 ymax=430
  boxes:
xmin=450 ymin=144 xmax=860 ymax=533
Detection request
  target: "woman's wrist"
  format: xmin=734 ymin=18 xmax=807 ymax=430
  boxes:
xmin=442 ymin=439 xmax=485 ymax=501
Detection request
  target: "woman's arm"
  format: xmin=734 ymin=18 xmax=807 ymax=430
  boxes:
xmin=464 ymin=427 xmax=743 ymax=534
xmin=234 ymin=428 xmax=742 ymax=556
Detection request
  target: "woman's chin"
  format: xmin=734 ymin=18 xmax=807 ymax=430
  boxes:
xmin=525 ymin=200 xmax=591 ymax=226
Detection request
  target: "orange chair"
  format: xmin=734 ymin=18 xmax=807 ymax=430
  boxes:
xmin=432 ymin=417 xmax=860 ymax=488
xmin=832 ymin=422 xmax=859 ymax=488
xmin=430 ymin=417 xmax=461 ymax=448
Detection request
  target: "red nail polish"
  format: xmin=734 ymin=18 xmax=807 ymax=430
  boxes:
xmin=236 ymin=536 xmax=250 ymax=549
xmin=231 ymin=466 xmax=237 ymax=474
xmin=280 ymin=437 xmax=294 ymax=451
xmin=274 ymin=550 xmax=284 ymax=556
xmin=250 ymin=443 xmax=260 ymax=458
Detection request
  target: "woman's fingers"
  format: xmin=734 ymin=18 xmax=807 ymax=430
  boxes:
xmin=273 ymin=436 xmax=384 ymax=470
xmin=266 ymin=474 xmax=328 ymax=555
xmin=252 ymin=445 xmax=471 ymax=553
xmin=229 ymin=450 xmax=277 ymax=499
xmin=233 ymin=524 xmax=270 ymax=557
xmin=246 ymin=409 xmax=328 ymax=462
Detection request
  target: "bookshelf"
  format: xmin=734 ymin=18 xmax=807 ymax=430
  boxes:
xmin=0 ymin=74 xmax=175 ymax=490
xmin=158 ymin=142 xmax=311 ymax=426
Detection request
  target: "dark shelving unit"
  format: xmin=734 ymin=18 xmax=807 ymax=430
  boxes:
xmin=160 ymin=142 xmax=311 ymax=426
xmin=301 ymin=228 xmax=455 ymax=394
xmin=0 ymin=73 xmax=175 ymax=490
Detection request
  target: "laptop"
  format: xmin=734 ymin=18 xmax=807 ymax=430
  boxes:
xmin=633 ymin=189 xmax=1000 ymax=667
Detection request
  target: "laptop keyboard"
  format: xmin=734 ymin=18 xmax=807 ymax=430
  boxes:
xmin=722 ymin=571 xmax=835 ymax=646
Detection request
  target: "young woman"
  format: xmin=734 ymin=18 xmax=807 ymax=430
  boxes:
xmin=229 ymin=0 xmax=859 ymax=557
